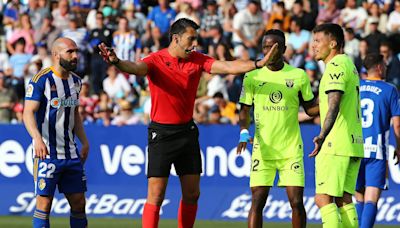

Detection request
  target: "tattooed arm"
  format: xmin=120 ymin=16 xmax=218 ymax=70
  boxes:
xmin=309 ymin=91 xmax=342 ymax=157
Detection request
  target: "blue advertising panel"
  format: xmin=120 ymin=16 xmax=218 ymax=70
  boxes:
xmin=0 ymin=124 xmax=399 ymax=224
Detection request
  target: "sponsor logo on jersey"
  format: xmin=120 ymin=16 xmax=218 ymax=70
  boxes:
xmin=50 ymin=97 xmax=79 ymax=108
xmin=329 ymin=72 xmax=343 ymax=80
xmin=269 ymin=90 xmax=283 ymax=104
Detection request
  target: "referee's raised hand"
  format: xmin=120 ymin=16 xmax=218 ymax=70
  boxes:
xmin=98 ymin=42 xmax=119 ymax=64
xmin=257 ymin=43 xmax=279 ymax=67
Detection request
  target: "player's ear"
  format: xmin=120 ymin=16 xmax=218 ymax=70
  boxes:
xmin=330 ymin=40 xmax=337 ymax=49
xmin=173 ymin=34 xmax=179 ymax=44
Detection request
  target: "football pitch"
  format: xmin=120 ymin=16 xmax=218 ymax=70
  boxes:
xmin=0 ymin=217 xmax=398 ymax=228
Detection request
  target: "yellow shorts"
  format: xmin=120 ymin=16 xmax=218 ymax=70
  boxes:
xmin=315 ymin=153 xmax=361 ymax=197
xmin=250 ymin=154 xmax=304 ymax=187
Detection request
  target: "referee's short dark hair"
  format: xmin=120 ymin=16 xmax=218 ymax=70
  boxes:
xmin=312 ymin=23 xmax=344 ymax=50
xmin=363 ymin=53 xmax=384 ymax=70
xmin=264 ymin=29 xmax=286 ymax=45
xmin=169 ymin=18 xmax=200 ymax=42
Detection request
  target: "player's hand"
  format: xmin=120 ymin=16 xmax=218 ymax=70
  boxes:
xmin=237 ymin=129 xmax=253 ymax=155
xmin=34 ymin=138 xmax=48 ymax=160
xmin=98 ymin=42 xmax=119 ymax=64
xmin=309 ymin=135 xmax=325 ymax=157
xmin=80 ymin=143 xmax=89 ymax=164
xmin=394 ymin=147 xmax=400 ymax=165
xmin=257 ymin=43 xmax=278 ymax=67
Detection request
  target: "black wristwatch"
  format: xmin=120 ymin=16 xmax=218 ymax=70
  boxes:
xmin=254 ymin=59 xmax=262 ymax=69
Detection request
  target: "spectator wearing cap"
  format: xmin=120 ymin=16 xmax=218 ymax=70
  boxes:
xmin=0 ymin=74 xmax=17 ymax=123
xmin=380 ymin=42 xmax=400 ymax=87
xmin=365 ymin=16 xmax=387 ymax=53
xmin=111 ymin=99 xmax=141 ymax=126
xmin=124 ymin=3 xmax=147 ymax=37
xmin=34 ymin=15 xmax=60 ymax=52
xmin=387 ymin=0 xmax=400 ymax=34
xmin=199 ymin=0 xmax=223 ymax=53
xmin=146 ymin=0 xmax=176 ymax=37
xmin=7 ymin=13 xmax=36 ymax=55
xmin=3 ymin=0 xmax=21 ymax=26
xmin=89 ymin=11 xmax=114 ymax=94
xmin=232 ymin=0 xmax=264 ymax=60
xmin=344 ymin=28 xmax=360 ymax=61
xmin=51 ymin=0 xmax=72 ymax=31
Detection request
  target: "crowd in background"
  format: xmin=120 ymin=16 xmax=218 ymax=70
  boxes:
xmin=1 ymin=0 xmax=400 ymax=126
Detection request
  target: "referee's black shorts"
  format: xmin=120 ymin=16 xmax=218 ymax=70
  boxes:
xmin=147 ymin=120 xmax=202 ymax=177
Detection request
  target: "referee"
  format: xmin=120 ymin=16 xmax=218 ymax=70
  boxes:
xmin=99 ymin=18 xmax=277 ymax=228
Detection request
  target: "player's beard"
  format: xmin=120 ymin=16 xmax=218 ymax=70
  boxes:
xmin=60 ymin=57 xmax=77 ymax=71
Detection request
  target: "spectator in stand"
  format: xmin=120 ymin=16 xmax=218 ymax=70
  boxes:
xmin=7 ymin=13 xmax=36 ymax=55
xmin=355 ymin=39 xmax=368 ymax=73
xmin=94 ymin=103 xmax=113 ymax=126
xmin=380 ymin=42 xmax=400 ymax=87
xmin=387 ymin=0 xmax=400 ymax=34
xmin=232 ymin=0 xmax=264 ymax=60
xmin=316 ymin=0 xmax=340 ymax=25
xmin=79 ymin=82 xmax=98 ymax=120
xmin=34 ymin=15 xmax=60 ymax=52
xmin=364 ymin=2 xmax=387 ymax=36
xmin=124 ymin=3 xmax=147 ymax=37
xmin=8 ymin=38 xmax=33 ymax=99
xmin=89 ymin=11 xmax=114 ymax=94
xmin=0 ymin=74 xmax=17 ymax=123
xmin=207 ymin=105 xmax=223 ymax=124
xmin=221 ymin=1 xmax=237 ymax=43
xmin=339 ymin=0 xmax=368 ymax=34
xmin=288 ymin=18 xmax=311 ymax=68
xmin=175 ymin=2 xmax=200 ymax=26
xmin=290 ymin=0 xmax=316 ymax=31
xmin=111 ymin=99 xmax=141 ymax=126
xmin=344 ymin=28 xmax=360 ymax=61
xmin=113 ymin=17 xmax=142 ymax=62
xmin=27 ymin=0 xmax=50 ymax=31
xmin=212 ymin=92 xmax=238 ymax=124
xmin=51 ymin=0 xmax=72 ymax=31
xmin=365 ymin=17 xmax=387 ymax=53
xmin=266 ymin=1 xmax=291 ymax=32
xmin=363 ymin=0 xmax=391 ymax=14
xmin=199 ymin=0 xmax=223 ymax=53
xmin=103 ymin=65 xmax=132 ymax=102
xmin=146 ymin=0 xmax=176 ymax=38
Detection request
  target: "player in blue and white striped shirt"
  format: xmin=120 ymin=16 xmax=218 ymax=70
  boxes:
xmin=23 ymin=37 xmax=89 ymax=228
xmin=355 ymin=53 xmax=400 ymax=228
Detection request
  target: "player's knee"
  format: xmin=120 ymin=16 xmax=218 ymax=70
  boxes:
xmin=182 ymin=190 xmax=200 ymax=203
xmin=289 ymin=197 xmax=304 ymax=211
xmin=251 ymin=192 xmax=268 ymax=210
xmin=70 ymin=199 xmax=86 ymax=213
xmin=36 ymin=196 xmax=53 ymax=212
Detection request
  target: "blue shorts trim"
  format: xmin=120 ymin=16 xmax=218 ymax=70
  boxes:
xmin=356 ymin=158 xmax=386 ymax=190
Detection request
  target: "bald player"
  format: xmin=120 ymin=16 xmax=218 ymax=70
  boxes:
xmin=23 ymin=37 xmax=90 ymax=228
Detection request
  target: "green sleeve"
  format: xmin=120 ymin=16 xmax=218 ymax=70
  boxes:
xmin=323 ymin=62 xmax=346 ymax=93
xmin=301 ymin=71 xmax=314 ymax=102
xmin=239 ymin=74 xmax=254 ymax=105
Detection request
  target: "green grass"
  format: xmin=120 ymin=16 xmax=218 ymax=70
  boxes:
xmin=0 ymin=216 xmax=398 ymax=228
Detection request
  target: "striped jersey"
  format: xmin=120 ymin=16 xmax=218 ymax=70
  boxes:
xmin=360 ymin=79 xmax=400 ymax=159
xmin=112 ymin=31 xmax=142 ymax=62
xmin=25 ymin=67 xmax=82 ymax=159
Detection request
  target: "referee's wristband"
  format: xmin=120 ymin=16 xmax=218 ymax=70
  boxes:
xmin=239 ymin=129 xmax=251 ymax=143
xmin=254 ymin=59 xmax=262 ymax=69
